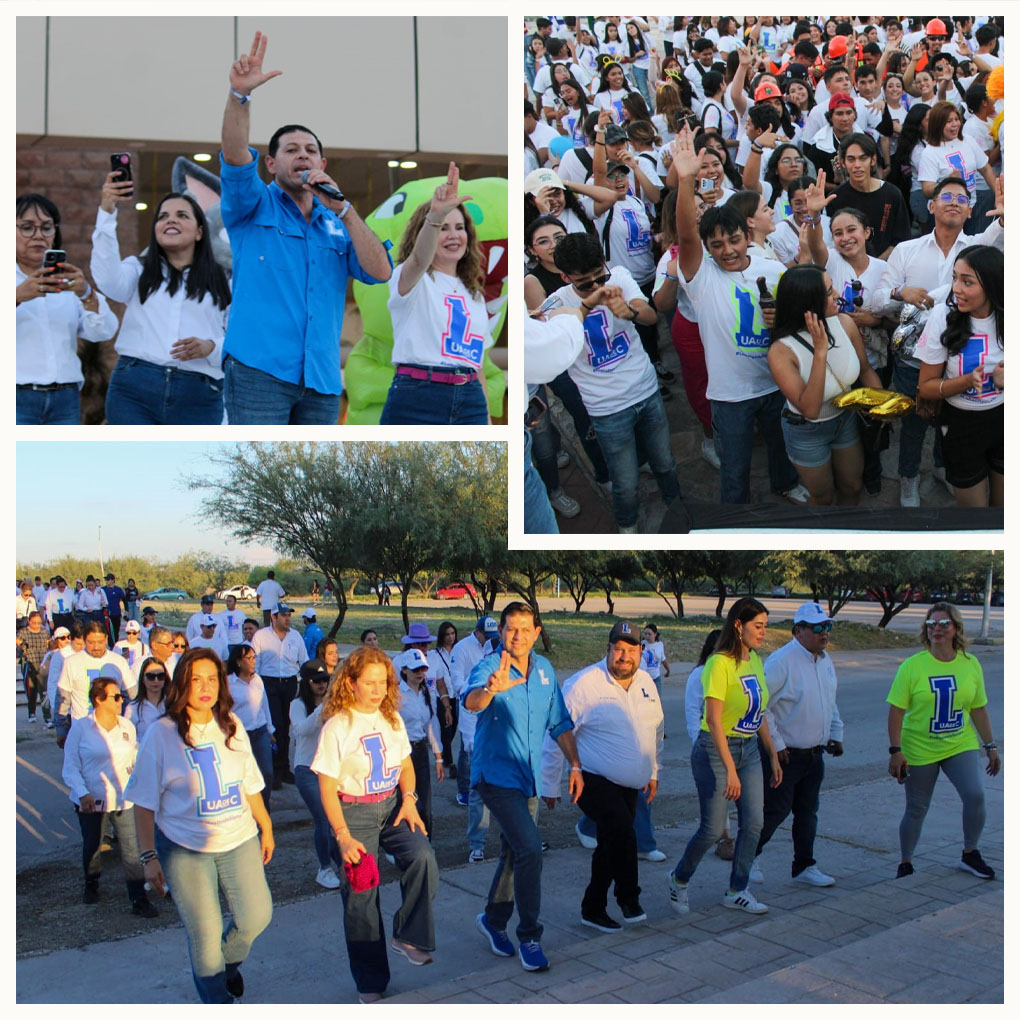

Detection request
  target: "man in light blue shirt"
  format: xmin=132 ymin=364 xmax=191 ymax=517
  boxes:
xmin=301 ymin=608 xmax=324 ymax=659
xmin=219 ymin=30 xmax=393 ymax=424
xmin=463 ymin=602 xmax=582 ymax=973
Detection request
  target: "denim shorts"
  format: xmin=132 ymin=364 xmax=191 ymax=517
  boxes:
xmin=781 ymin=407 xmax=860 ymax=468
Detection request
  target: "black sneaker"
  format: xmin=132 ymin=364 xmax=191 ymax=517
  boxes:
xmin=131 ymin=898 xmax=158 ymax=918
xmin=82 ymin=883 xmax=99 ymax=905
xmin=896 ymin=861 xmax=914 ymax=878
xmin=959 ymin=850 xmax=995 ymax=880
xmin=581 ymin=909 xmax=622 ymax=933
xmin=541 ymin=841 xmax=550 ymax=853
xmin=655 ymin=363 xmax=676 ymax=383
xmin=225 ymin=971 xmax=244 ymax=999
xmin=619 ymin=900 xmax=647 ymax=924
xmin=864 ymin=475 xmax=882 ymax=495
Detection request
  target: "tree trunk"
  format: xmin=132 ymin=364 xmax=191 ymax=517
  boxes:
xmin=605 ymin=588 xmax=615 ymax=616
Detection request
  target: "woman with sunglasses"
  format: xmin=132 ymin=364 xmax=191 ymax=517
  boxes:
xmin=16 ymin=193 xmax=118 ymax=424
xmin=668 ymin=598 xmax=783 ymax=915
xmin=127 ymin=649 xmax=273 ymax=1003
xmin=291 ymin=658 xmax=341 ymax=889
xmin=915 ymin=245 xmax=1003 ymax=508
xmin=126 ymin=656 xmax=168 ymax=743
xmin=313 ymin=647 xmax=438 ymax=1002
xmin=887 ymin=603 xmax=1001 ymax=881
xmin=172 ymin=632 xmax=190 ymax=655
xmin=62 ymin=677 xmax=157 ymax=917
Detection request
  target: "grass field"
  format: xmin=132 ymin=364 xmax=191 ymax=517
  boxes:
xmin=148 ymin=599 xmax=916 ymax=673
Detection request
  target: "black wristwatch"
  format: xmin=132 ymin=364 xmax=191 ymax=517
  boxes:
xmin=888 ymin=745 xmax=902 ymax=754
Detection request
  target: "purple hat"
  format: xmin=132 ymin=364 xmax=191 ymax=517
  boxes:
xmin=401 ymin=622 xmax=435 ymax=645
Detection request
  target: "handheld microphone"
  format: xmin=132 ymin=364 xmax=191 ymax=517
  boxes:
xmin=301 ymin=170 xmax=345 ymax=203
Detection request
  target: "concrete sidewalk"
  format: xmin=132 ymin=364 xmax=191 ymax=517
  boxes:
xmin=16 ymin=769 xmax=1003 ymax=1004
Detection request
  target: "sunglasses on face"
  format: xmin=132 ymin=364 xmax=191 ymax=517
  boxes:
xmin=571 ymin=272 xmax=612 ymax=293
xmin=808 ymin=622 xmax=833 ymax=633
xmin=103 ymin=693 xmax=124 ymax=702
xmin=143 ymin=671 xmax=166 ymax=681
xmin=926 ymin=619 xmax=953 ymax=630
xmin=937 ymin=192 xmax=971 ymax=206
xmin=173 ymin=643 xmax=187 ymax=650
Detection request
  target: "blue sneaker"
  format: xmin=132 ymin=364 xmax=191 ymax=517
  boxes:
xmin=519 ymin=940 xmax=549 ymax=971
xmin=475 ymin=912 xmax=514 ymax=957
xmin=456 ymin=792 xmax=470 ymax=807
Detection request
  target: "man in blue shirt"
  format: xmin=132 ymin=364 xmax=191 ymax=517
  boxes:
xmin=219 ymin=31 xmax=393 ymax=424
xmin=101 ymin=573 xmax=126 ymax=645
xmin=301 ymin=608 xmax=324 ymax=659
xmin=463 ymin=602 xmax=582 ymax=973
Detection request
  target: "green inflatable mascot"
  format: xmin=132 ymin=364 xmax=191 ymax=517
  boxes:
xmin=346 ymin=176 xmax=508 ymax=424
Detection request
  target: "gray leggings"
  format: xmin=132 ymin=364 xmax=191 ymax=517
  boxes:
xmin=899 ymin=749 xmax=986 ymax=861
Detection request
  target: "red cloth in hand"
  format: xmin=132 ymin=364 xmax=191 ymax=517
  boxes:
xmin=344 ymin=852 xmax=380 ymax=892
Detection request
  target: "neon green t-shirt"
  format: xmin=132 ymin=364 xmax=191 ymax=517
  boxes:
xmin=886 ymin=649 xmax=987 ymax=766
xmin=699 ymin=651 xmax=769 ymax=738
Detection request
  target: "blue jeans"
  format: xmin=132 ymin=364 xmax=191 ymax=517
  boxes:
xmin=578 ymin=786 xmax=657 ymax=852
xmin=104 ymin=357 xmax=224 ymax=425
xmin=524 ymin=428 xmax=559 ymax=534
xmin=247 ymin=725 xmax=274 ymax=815
xmin=77 ymin=806 xmax=145 ymax=899
xmin=155 ymin=830 xmax=273 ymax=1004
xmin=16 ymin=384 xmax=79 ymax=424
xmin=295 ymin=764 xmax=340 ymax=871
xmin=224 ymin=355 xmax=339 ymax=425
xmin=548 ymin=370 xmax=610 ymax=483
xmin=891 ymin=358 xmax=943 ymax=477
xmin=339 ymin=794 xmax=439 ymax=995
xmin=674 ymin=732 xmax=764 ymax=893
xmin=478 ymin=782 xmax=542 ymax=941
xmin=467 ymin=788 xmax=491 ymax=853
xmin=591 ymin=391 xmax=680 ymax=528
xmin=631 ymin=65 xmax=651 ymax=108
xmin=711 ymin=389 xmax=800 ymax=504
xmin=379 ymin=372 xmax=488 ymax=425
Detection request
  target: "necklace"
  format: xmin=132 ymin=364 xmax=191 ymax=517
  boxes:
xmin=191 ymin=716 xmax=214 ymax=741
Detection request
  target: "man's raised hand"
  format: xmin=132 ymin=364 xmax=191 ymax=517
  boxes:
xmin=230 ymin=31 xmax=283 ymax=96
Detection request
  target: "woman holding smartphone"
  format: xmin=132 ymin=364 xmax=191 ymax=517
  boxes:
xmin=91 ymin=172 xmax=231 ymax=425
xmin=887 ymin=603 xmax=1001 ymax=880
xmin=16 ymin=193 xmax=118 ymax=424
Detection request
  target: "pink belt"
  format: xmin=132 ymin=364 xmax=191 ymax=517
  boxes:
xmin=395 ymin=364 xmax=478 ymax=386
xmin=339 ymin=789 xmax=396 ymax=804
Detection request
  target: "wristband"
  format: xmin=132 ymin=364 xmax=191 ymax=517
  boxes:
xmin=403 ymin=791 xmax=419 ymax=802
xmin=805 ymin=215 xmax=822 ymax=225
xmin=750 ymin=143 xmax=764 ymax=154
xmin=425 ymin=218 xmax=443 ymax=228
xmin=663 ymin=272 xmax=679 ymax=282
xmin=580 ymin=300 xmax=593 ymax=312
xmin=982 ymin=742 xmax=998 ymax=751
xmin=595 ymin=141 xmax=607 ymax=146
xmin=139 ymin=849 xmax=158 ymax=864
xmin=569 ymin=766 xmax=583 ymax=772
xmin=333 ymin=827 xmax=350 ymax=839
xmin=229 ymin=87 xmax=250 ymax=105
xmin=939 ymin=379 xmax=946 ymax=397
xmin=78 ymin=283 xmax=93 ymax=301
xmin=337 ymin=202 xmax=351 ymax=220
xmin=888 ymin=746 xmax=902 ymax=754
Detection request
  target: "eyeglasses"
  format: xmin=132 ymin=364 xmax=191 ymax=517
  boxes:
xmin=571 ymin=272 xmax=612 ymax=293
xmin=925 ymin=619 xmax=953 ymax=630
xmin=143 ymin=671 xmax=166 ymax=681
xmin=531 ymin=235 xmax=566 ymax=249
xmin=808 ymin=622 xmax=833 ymax=633
xmin=778 ymin=157 xmax=805 ymax=166
xmin=17 ymin=221 xmax=56 ymax=238
xmin=937 ymin=192 xmax=971 ymax=206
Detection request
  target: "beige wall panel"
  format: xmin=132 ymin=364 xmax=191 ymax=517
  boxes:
xmin=236 ymin=16 xmax=417 ymax=152
xmin=16 ymin=17 xmax=47 ymax=137
xmin=416 ymin=17 xmax=506 ymax=156
xmin=47 ymin=17 xmax=234 ymax=142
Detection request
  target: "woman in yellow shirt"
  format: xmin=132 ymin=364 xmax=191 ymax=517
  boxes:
xmin=887 ymin=603 xmax=1001 ymax=880
xmin=668 ymin=598 xmax=784 ymax=915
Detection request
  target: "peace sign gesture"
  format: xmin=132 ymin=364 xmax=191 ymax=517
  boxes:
xmin=229 ymin=31 xmax=283 ymax=97
xmin=429 ymin=162 xmax=473 ymax=220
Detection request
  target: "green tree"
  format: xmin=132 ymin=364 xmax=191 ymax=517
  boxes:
xmin=641 ymin=552 xmax=703 ymax=618
xmin=500 ymin=552 xmax=556 ymax=650
xmin=776 ymin=550 xmax=871 ymax=617
xmin=597 ymin=552 xmax=642 ymax=616
xmin=549 ymin=551 xmax=608 ymax=613
xmin=856 ymin=551 xmax=959 ymax=627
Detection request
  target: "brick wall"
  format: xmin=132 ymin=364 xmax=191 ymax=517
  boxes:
xmin=17 ymin=143 xmax=142 ymax=423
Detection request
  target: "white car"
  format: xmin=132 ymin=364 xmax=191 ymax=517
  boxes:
xmin=215 ymin=584 xmax=258 ymax=601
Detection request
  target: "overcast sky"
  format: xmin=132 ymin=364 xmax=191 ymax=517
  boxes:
xmin=16 ymin=442 xmax=278 ymax=565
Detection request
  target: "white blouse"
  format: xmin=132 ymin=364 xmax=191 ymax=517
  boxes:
xmin=61 ymin=714 xmax=137 ymax=810
xmin=227 ymin=673 xmax=274 ymax=733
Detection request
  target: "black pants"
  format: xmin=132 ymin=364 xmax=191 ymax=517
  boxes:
xmin=756 ymin=747 xmax=825 ymax=875
xmin=263 ymin=675 xmax=297 ymax=776
xmin=577 ymin=771 xmax=640 ymax=913
xmin=108 ymin=615 xmax=121 ymax=644
xmin=23 ymin=665 xmax=51 ymax=720
xmin=76 ymin=806 xmax=145 ymax=901
xmin=51 ymin=612 xmax=74 ymax=632
xmin=409 ymin=739 xmax=434 ymax=840
xmin=440 ymin=700 xmax=458 ymax=768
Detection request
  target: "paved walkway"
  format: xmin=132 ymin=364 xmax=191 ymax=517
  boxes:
xmin=16 ymin=768 xmax=1002 ymax=1004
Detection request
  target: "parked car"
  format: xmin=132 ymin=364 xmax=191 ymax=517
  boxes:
xmin=928 ymin=589 xmax=951 ymax=603
xmin=215 ymin=584 xmax=257 ymax=601
xmin=433 ymin=583 xmax=478 ymax=600
xmin=768 ymin=585 xmax=791 ymax=598
xmin=991 ymin=590 xmax=1003 ymax=606
xmin=954 ymin=590 xmax=979 ymax=605
xmin=140 ymin=587 xmax=190 ymax=601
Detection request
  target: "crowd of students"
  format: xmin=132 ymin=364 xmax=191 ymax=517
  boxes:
xmin=524 ymin=15 xmax=1004 ymax=532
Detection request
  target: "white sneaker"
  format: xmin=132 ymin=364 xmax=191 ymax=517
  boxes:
xmin=722 ymin=889 xmax=768 ymax=913
xmin=638 ymin=849 xmax=667 ymax=862
xmin=900 ymin=475 xmax=920 ymax=507
xmin=931 ymin=466 xmax=954 ymax=496
xmin=27 ymin=715 xmax=37 ymax=724
xmin=700 ymin=438 xmax=721 ymax=470
xmin=556 ymin=449 xmax=571 ymax=469
xmin=780 ymin=483 xmax=810 ymax=505
xmin=468 ymin=849 xmax=485 ymax=863
xmin=793 ymin=865 xmax=835 ymax=887
xmin=575 ymin=821 xmax=598 ymax=850
xmin=618 ymin=524 xmax=640 ymax=534
xmin=639 ymin=462 xmax=654 ymax=476
xmin=548 ymin=488 xmax=581 ymax=518
xmin=315 ymin=866 xmax=340 ymax=889
xmin=749 ymin=856 xmax=764 ymax=883
xmin=667 ymin=872 xmax=690 ymax=915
